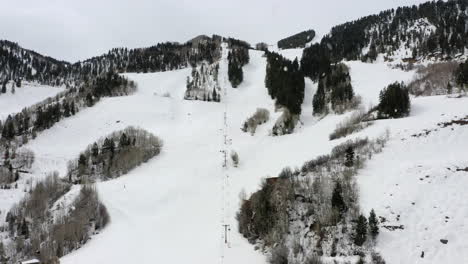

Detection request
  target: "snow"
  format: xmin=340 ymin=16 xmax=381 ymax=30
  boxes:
xmin=346 ymin=60 xmax=415 ymax=107
xmin=271 ymin=46 xmax=304 ymax=61
xmin=0 ymin=81 xmax=65 ymax=120
xmin=1 ymin=44 xmax=466 ymax=264
xmin=357 ymin=96 xmax=468 ymax=264
xmin=21 ymin=259 xmax=40 ymax=264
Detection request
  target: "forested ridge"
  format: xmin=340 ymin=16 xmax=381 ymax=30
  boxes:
xmin=0 ymin=35 xmax=222 ymax=87
xmin=302 ymin=0 xmax=468 ymax=79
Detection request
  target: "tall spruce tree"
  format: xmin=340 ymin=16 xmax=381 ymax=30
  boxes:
xmin=345 ymin=146 xmax=355 ymax=167
xmin=331 ymin=182 xmax=346 ymax=215
xmin=368 ymin=209 xmax=379 ymax=239
xmin=354 ymin=214 xmax=368 ymax=246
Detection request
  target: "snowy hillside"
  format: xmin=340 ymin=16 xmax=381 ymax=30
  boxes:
xmin=0 ymin=81 xmax=64 ymax=120
xmin=0 ymin=39 xmax=460 ymax=264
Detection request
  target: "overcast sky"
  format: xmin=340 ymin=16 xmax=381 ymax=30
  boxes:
xmin=1 ymin=0 xmax=430 ymax=62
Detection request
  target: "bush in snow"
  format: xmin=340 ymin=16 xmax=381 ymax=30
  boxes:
xmin=377 ymin=82 xmax=410 ymax=119
xmin=408 ymin=62 xmax=458 ymax=96
xmin=329 ymin=109 xmax=373 ymax=140
xmin=269 ymin=245 xmax=289 ymax=264
xmin=271 ymin=108 xmax=299 ymax=136
xmin=241 ymin=108 xmax=270 ymax=135
xmin=67 ymin=126 xmax=163 ymax=183
xmin=371 ymin=252 xmax=386 ymax=264
xmin=231 ymin=151 xmax=239 ymax=167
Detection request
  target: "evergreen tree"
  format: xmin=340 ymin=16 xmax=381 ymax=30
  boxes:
xmin=456 ymin=59 xmax=468 ymax=91
xmin=78 ymin=154 xmax=87 ymax=167
xmin=70 ymin=101 xmax=76 ymax=115
xmin=378 ymin=82 xmax=410 ymax=119
xmin=446 ymin=82 xmax=452 ymax=95
xmin=63 ymin=101 xmax=71 ymax=117
xmin=368 ymin=209 xmax=379 ymax=239
xmin=345 ymin=146 xmax=355 ymax=167
xmin=312 ymin=80 xmax=326 ymax=115
xmin=331 ymin=182 xmax=346 ymax=215
xmin=91 ymin=143 xmax=99 ymax=157
xmin=1 ymin=81 xmax=6 ymax=93
xmin=228 ymin=48 xmax=248 ymax=88
xmin=86 ymin=93 xmax=94 ymax=107
xmin=265 ymin=52 xmax=305 ymax=115
xmin=357 ymin=257 xmax=365 ymax=264
xmin=20 ymin=218 xmax=29 ymax=238
xmin=1 ymin=115 xmax=15 ymax=140
xmin=212 ymin=89 xmax=218 ymax=102
xmin=0 ymin=241 xmax=5 ymax=261
xmin=14 ymin=170 xmax=19 ymax=182
xmin=119 ymin=133 xmax=130 ymax=148
xmin=354 ymin=214 xmax=368 ymax=246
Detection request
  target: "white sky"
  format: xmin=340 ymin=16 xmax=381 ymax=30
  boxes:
xmin=1 ymin=0 xmax=430 ymax=62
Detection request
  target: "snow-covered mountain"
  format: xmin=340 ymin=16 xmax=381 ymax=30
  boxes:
xmin=1 ymin=1 xmax=468 ymax=264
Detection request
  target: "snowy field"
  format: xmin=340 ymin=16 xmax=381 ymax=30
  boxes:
xmin=1 ymin=47 xmax=465 ymax=263
xmin=0 ymin=82 xmax=65 ymax=120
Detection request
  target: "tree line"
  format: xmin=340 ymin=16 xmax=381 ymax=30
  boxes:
xmin=228 ymin=47 xmax=250 ymax=88
xmin=265 ymin=51 xmax=305 ymax=115
xmin=301 ymin=0 xmax=468 ymax=80
xmin=0 ymin=35 xmax=223 ymax=88
xmin=313 ymin=63 xmax=357 ymax=115
xmin=277 ymin=29 xmax=316 ymax=49
xmin=1 ymin=173 xmax=109 ymax=263
xmin=67 ymin=126 xmax=163 ymax=183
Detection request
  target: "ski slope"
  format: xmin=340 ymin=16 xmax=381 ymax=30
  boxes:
xmin=0 ymin=82 xmax=65 ymax=120
xmin=14 ymin=46 xmax=468 ymax=264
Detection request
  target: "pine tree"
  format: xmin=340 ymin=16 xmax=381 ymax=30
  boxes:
xmin=119 ymin=133 xmax=130 ymax=148
xmin=345 ymin=146 xmax=355 ymax=167
xmin=313 ymin=81 xmax=326 ymax=115
xmin=0 ymin=241 xmax=6 ymax=262
xmin=91 ymin=143 xmax=99 ymax=157
xmin=446 ymin=82 xmax=452 ymax=95
xmin=378 ymin=82 xmax=410 ymax=119
xmin=354 ymin=214 xmax=368 ymax=246
xmin=1 ymin=81 xmax=6 ymax=94
xmin=20 ymin=218 xmax=29 ymax=238
xmin=212 ymin=89 xmax=218 ymax=102
xmin=368 ymin=209 xmax=379 ymax=239
xmin=357 ymin=257 xmax=365 ymax=264
xmin=331 ymin=182 xmax=346 ymax=215
xmin=70 ymin=101 xmax=76 ymax=115
xmin=63 ymin=101 xmax=71 ymax=117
